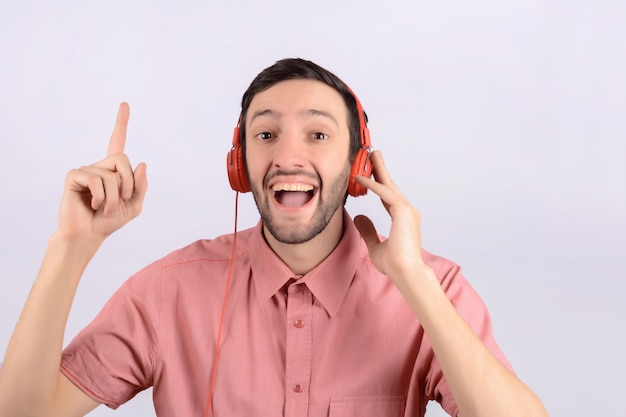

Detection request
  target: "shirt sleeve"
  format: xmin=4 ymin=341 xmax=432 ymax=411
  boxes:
xmin=420 ymin=251 xmax=514 ymax=416
xmin=60 ymin=259 xmax=163 ymax=409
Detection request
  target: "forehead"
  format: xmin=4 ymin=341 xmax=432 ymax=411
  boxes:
xmin=247 ymin=79 xmax=348 ymax=122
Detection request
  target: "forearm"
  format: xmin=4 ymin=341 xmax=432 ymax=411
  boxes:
xmin=0 ymin=234 xmax=100 ymax=415
xmin=396 ymin=269 xmax=548 ymax=417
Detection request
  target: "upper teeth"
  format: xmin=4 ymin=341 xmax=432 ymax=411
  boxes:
xmin=271 ymin=183 xmax=314 ymax=192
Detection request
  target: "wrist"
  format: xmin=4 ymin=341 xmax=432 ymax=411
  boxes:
xmin=392 ymin=261 xmax=438 ymax=290
xmin=46 ymin=232 xmax=103 ymax=272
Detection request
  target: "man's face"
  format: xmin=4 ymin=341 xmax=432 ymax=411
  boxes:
xmin=245 ymin=79 xmax=351 ymax=245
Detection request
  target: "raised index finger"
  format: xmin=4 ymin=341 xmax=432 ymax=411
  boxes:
xmin=106 ymin=102 xmax=130 ymax=157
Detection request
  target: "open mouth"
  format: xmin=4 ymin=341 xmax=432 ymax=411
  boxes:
xmin=271 ymin=183 xmax=316 ymax=207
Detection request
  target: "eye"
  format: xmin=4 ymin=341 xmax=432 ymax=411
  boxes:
xmin=312 ymin=132 xmax=328 ymax=140
xmin=256 ymin=132 xmax=273 ymax=140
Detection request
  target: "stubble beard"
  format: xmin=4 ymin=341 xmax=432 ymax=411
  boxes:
xmin=250 ymin=166 xmax=350 ymax=245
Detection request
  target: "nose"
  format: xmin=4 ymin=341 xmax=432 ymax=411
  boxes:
xmin=273 ymin=128 xmax=306 ymax=169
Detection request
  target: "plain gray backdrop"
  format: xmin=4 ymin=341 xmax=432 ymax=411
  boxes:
xmin=1 ymin=1 xmax=624 ymax=416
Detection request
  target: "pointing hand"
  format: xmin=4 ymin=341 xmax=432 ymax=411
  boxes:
xmin=56 ymin=103 xmax=148 ymax=243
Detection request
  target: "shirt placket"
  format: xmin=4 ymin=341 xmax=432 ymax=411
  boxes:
xmin=284 ymin=281 xmax=313 ymax=417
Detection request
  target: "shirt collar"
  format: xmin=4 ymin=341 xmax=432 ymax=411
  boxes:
xmin=249 ymin=209 xmax=367 ymax=317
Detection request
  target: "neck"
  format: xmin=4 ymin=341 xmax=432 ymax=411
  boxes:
xmin=263 ymin=208 xmax=345 ymax=276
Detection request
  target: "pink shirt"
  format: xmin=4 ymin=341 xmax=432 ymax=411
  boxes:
xmin=61 ymin=210 xmax=511 ymax=417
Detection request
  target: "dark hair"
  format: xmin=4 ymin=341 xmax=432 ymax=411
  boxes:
xmin=239 ymin=58 xmax=362 ymax=163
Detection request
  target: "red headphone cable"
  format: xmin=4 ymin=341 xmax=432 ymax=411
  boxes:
xmin=204 ymin=191 xmax=239 ymax=417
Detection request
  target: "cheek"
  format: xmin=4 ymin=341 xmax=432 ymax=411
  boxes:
xmin=244 ymin=153 xmax=266 ymax=186
xmin=320 ymin=159 xmax=351 ymax=191
xmin=330 ymin=149 xmax=352 ymax=174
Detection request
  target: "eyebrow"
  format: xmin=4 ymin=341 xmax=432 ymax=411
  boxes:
xmin=249 ymin=108 xmax=339 ymax=127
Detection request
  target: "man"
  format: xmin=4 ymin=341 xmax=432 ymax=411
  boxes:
xmin=0 ymin=58 xmax=548 ymax=416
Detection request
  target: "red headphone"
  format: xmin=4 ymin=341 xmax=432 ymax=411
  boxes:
xmin=226 ymin=87 xmax=373 ymax=196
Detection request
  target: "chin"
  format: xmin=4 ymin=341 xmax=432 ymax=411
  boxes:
xmin=263 ymin=216 xmax=326 ymax=245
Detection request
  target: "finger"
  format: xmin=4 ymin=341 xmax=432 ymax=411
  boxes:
xmin=126 ymin=162 xmax=149 ymax=217
xmin=87 ymin=174 xmax=106 ymax=211
xmin=369 ymin=150 xmax=393 ymax=185
xmin=356 ymin=151 xmax=404 ymax=196
xmin=354 ymin=174 xmax=400 ymax=206
xmin=66 ymin=168 xmax=105 ymax=210
xmin=353 ymin=214 xmax=381 ymax=251
xmin=106 ymin=102 xmax=130 ymax=157
xmin=114 ymin=154 xmax=135 ymax=200
xmin=65 ymin=167 xmax=112 ymax=212
xmin=100 ymin=168 xmax=122 ymax=217
xmin=90 ymin=154 xmax=135 ymax=200
xmin=82 ymin=166 xmax=122 ymax=216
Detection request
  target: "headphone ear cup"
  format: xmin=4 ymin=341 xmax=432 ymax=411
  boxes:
xmin=348 ymin=148 xmax=373 ymax=196
xmin=227 ymin=127 xmax=251 ymax=193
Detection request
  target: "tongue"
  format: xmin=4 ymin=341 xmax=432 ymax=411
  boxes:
xmin=278 ymin=191 xmax=311 ymax=207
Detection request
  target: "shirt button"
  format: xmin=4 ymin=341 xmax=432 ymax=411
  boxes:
xmin=294 ymin=320 xmax=305 ymax=328
xmin=293 ymin=384 xmax=303 ymax=393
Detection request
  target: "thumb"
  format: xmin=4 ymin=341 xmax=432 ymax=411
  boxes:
xmin=354 ymin=215 xmax=380 ymax=252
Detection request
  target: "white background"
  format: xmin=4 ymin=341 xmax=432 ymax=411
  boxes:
xmin=1 ymin=1 xmax=625 ymax=416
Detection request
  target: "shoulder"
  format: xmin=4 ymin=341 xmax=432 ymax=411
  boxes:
xmin=157 ymin=226 xmax=256 ymax=270
xmin=421 ymin=249 xmax=462 ymax=279
xmin=116 ymin=226 xmax=258 ymax=300
xmin=119 ymin=226 xmax=256 ymax=289
xmin=357 ymin=239 xmax=468 ymax=298
xmin=360 ymin=230 xmax=462 ymax=281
